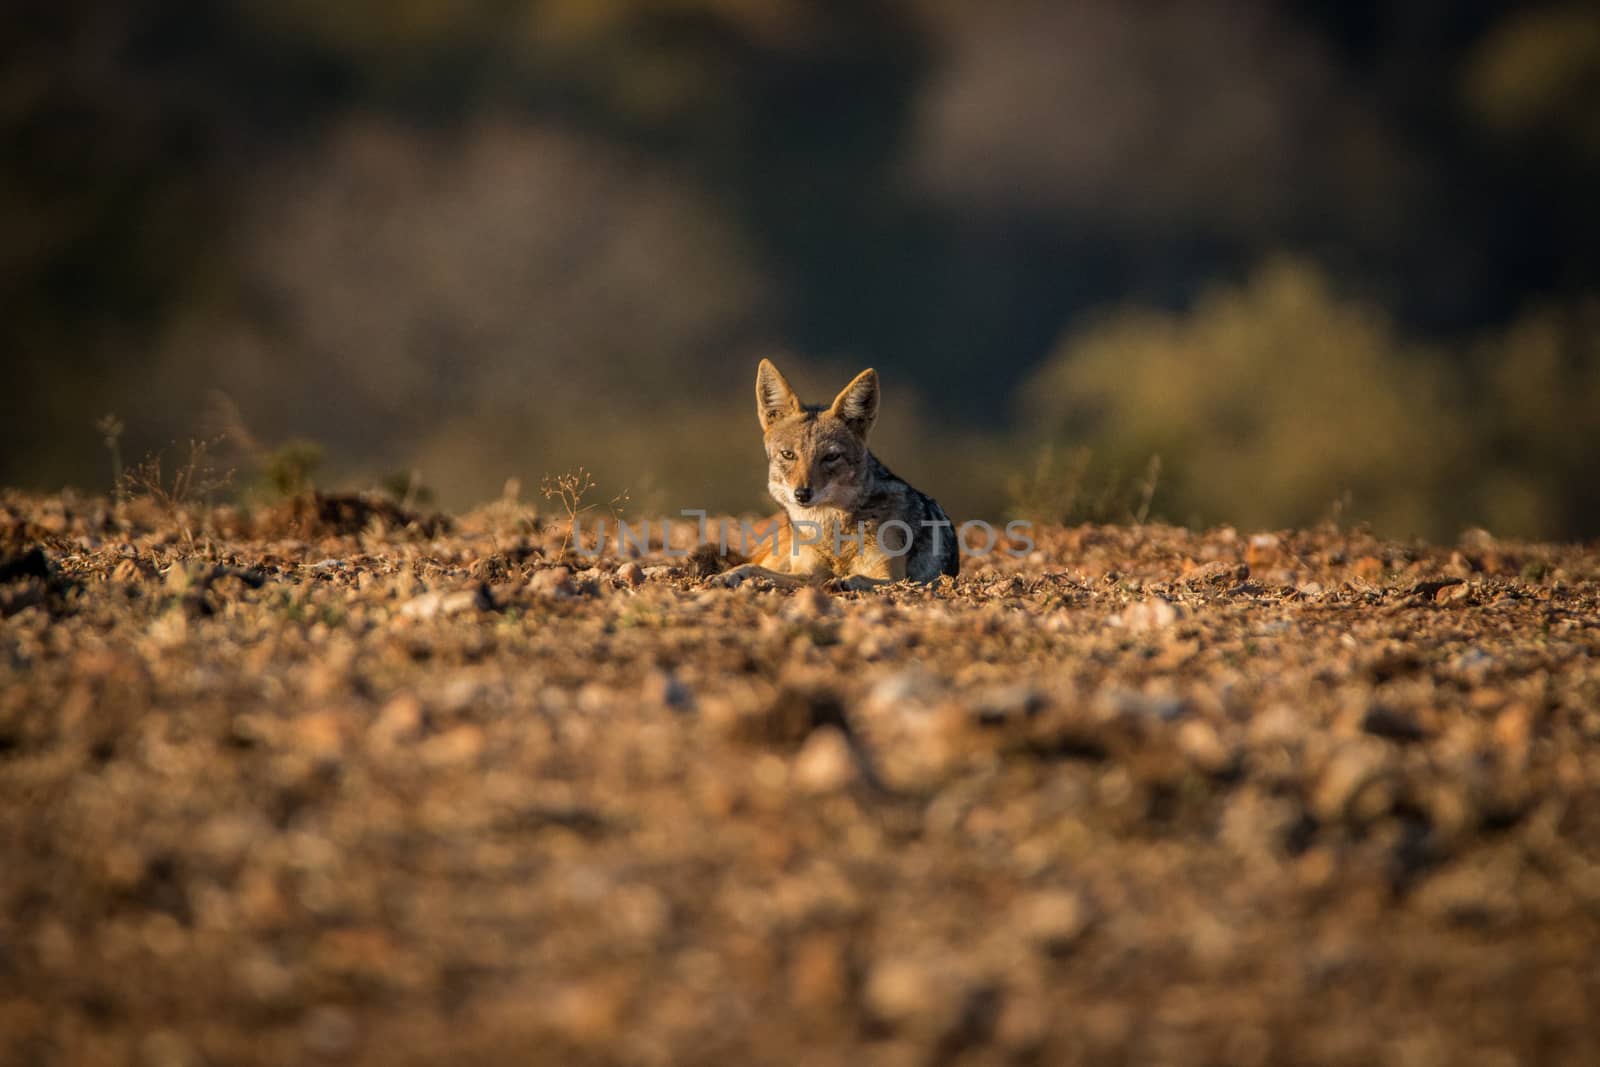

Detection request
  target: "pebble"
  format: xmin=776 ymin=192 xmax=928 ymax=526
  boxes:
xmin=289 ymin=711 xmax=345 ymax=768
xmin=1185 ymin=561 xmax=1250 ymax=586
xmin=1312 ymin=742 xmax=1393 ymax=823
xmin=138 ymin=1029 xmax=198 ymax=1067
xmin=1352 ymin=556 xmax=1386 ymax=580
xmin=995 ymin=993 xmax=1050 ymax=1054
xmin=434 ymin=677 xmax=484 ymax=715
xmin=367 ymin=693 xmax=424 ymax=750
xmin=1493 ymin=704 xmax=1531 ymax=755
xmin=234 ymin=949 xmax=296 ymax=1004
xmin=1177 ymin=719 xmax=1233 ymax=775
xmin=863 ymin=955 xmax=981 ymax=1043
xmin=642 ymin=670 xmax=693 ymax=710
xmin=1015 ymin=889 xmax=1089 ymax=953
xmin=399 ymin=587 xmax=488 ymax=619
xmin=532 ymin=567 xmax=575 ymax=598
xmin=301 ymin=1004 xmax=358 ymax=1056
xmin=792 ymin=585 xmax=832 ymax=617
xmin=789 ymin=931 xmax=850 ymax=1012
xmin=418 ymin=724 xmax=485 ymax=769
xmin=969 ymin=684 xmax=1045 ymax=727
xmin=616 ymin=561 xmax=645 ymax=588
xmin=1246 ymin=532 xmax=1282 ymax=567
xmin=792 ymin=726 xmax=858 ymax=793
xmin=1412 ymin=861 xmax=1519 ymax=927
xmin=1119 ymin=598 xmax=1179 ymax=632
xmin=866 ymin=669 xmax=938 ymax=712
xmin=864 ymin=958 xmax=942 ymax=1028
xmin=544 ymin=980 xmax=626 ymax=1044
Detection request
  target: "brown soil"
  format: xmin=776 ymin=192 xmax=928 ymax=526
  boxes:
xmin=3 ymin=491 xmax=1599 ymax=1066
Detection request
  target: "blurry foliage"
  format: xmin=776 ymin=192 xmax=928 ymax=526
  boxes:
xmin=1466 ymin=5 xmax=1600 ymax=159
xmin=1026 ymin=263 xmax=1463 ymax=537
xmin=1470 ymin=301 xmax=1600 ymax=537
xmin=260 ymin=440 xmax=324 ymax=499
xmin=4 ymin=0 xmax=1600 ymax=539
xmin=145 ymin=118 xmax=772 ymax=510
xmin=1006 ymin=447 xmax=1162 ymax=527
xmin=233 ymin=0 xmax=854 ymax=133
xmin=381 ymin=469 xmax=436 ymax=510
xmin=911 ymin=2 xmax=1347 ymax=234
xmin=1024 ymin=262 xmax=1600 ymax=540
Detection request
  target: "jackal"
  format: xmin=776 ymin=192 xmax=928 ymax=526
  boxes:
xmin=711 ymin=359 xmax=959 ymax=591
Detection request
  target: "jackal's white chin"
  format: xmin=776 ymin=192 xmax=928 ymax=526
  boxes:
xmin=774 ymin=494 xmax=858 ymax=532
xmin=772 ymin=480 xmax=851 ymax=513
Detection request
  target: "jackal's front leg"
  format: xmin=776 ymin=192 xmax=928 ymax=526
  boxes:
xmin=826 ymin=574 xmax=894 ymax=593
xmin=707 ymin=564 xmax=813 ymax=590
xmin=826 ymin=551 xmax=903 ymax=594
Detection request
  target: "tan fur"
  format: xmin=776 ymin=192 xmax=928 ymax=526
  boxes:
xmin=712 ymin=359 xmax=959 ymax=591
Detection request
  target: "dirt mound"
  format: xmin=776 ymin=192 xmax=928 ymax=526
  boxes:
xmin=268 ymin=491 xmax=453 ymax=539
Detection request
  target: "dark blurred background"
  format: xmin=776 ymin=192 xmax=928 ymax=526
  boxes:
xmin=5 ymin=0 xmax=1599 ymax=540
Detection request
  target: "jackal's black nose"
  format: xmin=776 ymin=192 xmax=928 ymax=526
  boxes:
xmin=794 ymin=486 xmax=813 ymax=505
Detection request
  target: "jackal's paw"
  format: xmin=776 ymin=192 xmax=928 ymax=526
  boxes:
xmin=708 ymin=564 xmax=760 ymax=589
xmin=826 ymin=574 xmax=887 ymax=594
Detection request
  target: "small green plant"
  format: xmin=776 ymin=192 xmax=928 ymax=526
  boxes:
xmin=260 ymin=439 xmax=324 ymax=498
xmin=381 ymin=468 xmax=435 ymax=510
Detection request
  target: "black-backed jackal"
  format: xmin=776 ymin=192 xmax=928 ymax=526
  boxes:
xmin=711 ymin=359 xmax=959 ymax=591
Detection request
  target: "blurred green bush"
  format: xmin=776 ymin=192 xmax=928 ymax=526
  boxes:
xmin=7 ymin=2 xmax=1600 ymax=542
xmin=1019 ymin=262 xmax=1599 ymax=541
xmin=1469 ymin=301 xmax=1600 ymax=538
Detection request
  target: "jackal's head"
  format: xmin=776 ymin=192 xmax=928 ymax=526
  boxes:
xmin=755 ymin=358 xmax=878 ymax=514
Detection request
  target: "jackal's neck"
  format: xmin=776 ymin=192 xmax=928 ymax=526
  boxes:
xmin=784 ymin=505 xmax=851 ymax=534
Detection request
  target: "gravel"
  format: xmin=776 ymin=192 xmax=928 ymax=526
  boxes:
xmin=2 ymin=491 xmax=1599 ymax=1065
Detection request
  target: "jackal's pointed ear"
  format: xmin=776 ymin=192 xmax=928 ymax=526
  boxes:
xmin=756 ymin=359 xmax=802 ymax=429
xmin=829 ymin=368 xmax=879 ymax=439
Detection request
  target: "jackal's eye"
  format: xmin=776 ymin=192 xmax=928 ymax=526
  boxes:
xmin=821 ymin=452 xmax=842 ymax=465
xmin=779 ymin=449 xmax=797 ymax=461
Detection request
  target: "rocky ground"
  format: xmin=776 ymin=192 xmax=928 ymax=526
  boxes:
xmin=3 ymin=490 xmax=1599 ymax=1066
